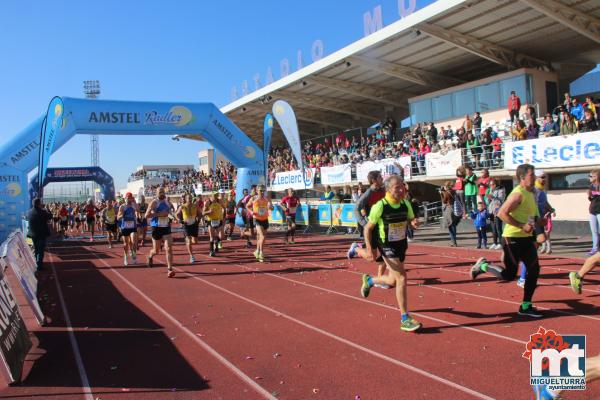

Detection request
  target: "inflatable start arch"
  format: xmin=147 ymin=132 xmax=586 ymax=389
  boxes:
xmin=29 ymin=166 xmax=116 ymax=203
xmin=0 ymin=97 xmax=265 ymax=242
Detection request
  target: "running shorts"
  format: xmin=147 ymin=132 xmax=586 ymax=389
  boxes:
xmin=121 ymin=228 xmax=136 ymax=237
xmin=378 ymin=239 xmax=408 ymax=262
xmin=254 ymin=219 xmax=269 ymax=230
xmin=152 ymin=227 xmax=171 ymax=240
xmin=184 ymin=222 xmax=199 ymax=237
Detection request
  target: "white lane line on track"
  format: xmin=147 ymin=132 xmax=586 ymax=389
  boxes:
xmin=295 ymin=258 xmax=600 ymax=322
xmin=169 ymin=265 xmax=495 ymax=400
xmin=78 ymin=243 xmax=495 ymax=399
xmin=319 ymin=241 xmax=598 ymax=294
xmin=195 ymin=253 xmax=526 ymax=346
xmin=48 ymin=253 xmax=94 ymax=400
xmin=410 ymin=243 xmax=587 ymax=272
xmin=82 ymin=247 xmax=276 ymax=400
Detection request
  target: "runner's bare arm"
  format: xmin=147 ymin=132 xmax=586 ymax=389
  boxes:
xmin=145 ymin=200 xmax=157 ymax=219
xmin=363 ymin=222 xmax=377 ymax=261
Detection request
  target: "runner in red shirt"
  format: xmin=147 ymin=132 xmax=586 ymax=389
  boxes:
xmin=59 ymin=204 xmax=69 ymax=238
xmin=281 ymin=188 xmax=301 ymax=244
xmin=85 ymin=199 xmax=100 ymax=242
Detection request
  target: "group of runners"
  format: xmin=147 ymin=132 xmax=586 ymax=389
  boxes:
xmin=59 ymin=185 xmax=301 ymax=278
xmin=45 ymin=163 xmax=600 ymax=398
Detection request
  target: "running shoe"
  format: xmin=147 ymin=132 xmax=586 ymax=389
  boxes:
xmin=209 ymin=250 xmax=215 ymax=257
xmin=226 ymin=236 xmax=232 ymax=241
xmin=495 ymin=244 xmax=503 ymax=250
xmin=90 ymin=237 xmax=94 ymax=242
xmin=470 ymin=257 xmax=487 ymax=280
xmin=517 ymin=278 xmax=525 ymax=288
xmin=108 ymin=243 xmax=112 ymax=249
xmin=123 ymin=256 xmax=128 ymax=266
xmin=167 ymin=269 xmax=175 ymax=278
xmin=347 ymin=242 xmax=359 ymax=259
xmin=283 ymin=238 xmax=289 ymax=245
xmin=253 ymin=250 xmax=260 ymax=260
xmin=132 ymin=255 xmax=137 ymax=265
xmin=400 ymin=316 xmax=422 ymax=332
xmin=217 ymin=241 xmax=223 ymax=250
xmin=518 ymin=305 xmax=543 ymax=318
xmin=360 ymin=274 xmax=371 ymax=298
xmin=533 ymin=384 xmax=560 ymax=400
xmin=258 ymin=252 xmax=264 ymax=263
xmin=190 ymin=256 xmax=196 ymax=264
xmin=588 ymin=248 xmax=598 ymax=256
xmin=538 ymin=243 xmax=546 ymax=253
xmin=147 ymin=256 xmax=153 ymax=268
xmin=246 ymin=241 xmax=252 ymax=248
xmin=290 ymin=239 xmax=295 ymax=244
xmin=569 ymin=271 xmax=582 ymax=295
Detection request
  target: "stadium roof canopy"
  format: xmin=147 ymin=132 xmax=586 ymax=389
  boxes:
xmin=219 ymin=0 xmax=600 ymax=144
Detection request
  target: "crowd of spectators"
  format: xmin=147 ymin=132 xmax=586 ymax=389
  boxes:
xmin=136 ymin=161 xmax=236 ymax=196
xmin=138 ymin=91 xmax=599 ymax=195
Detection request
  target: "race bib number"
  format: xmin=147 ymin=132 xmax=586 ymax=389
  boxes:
xmin=147 ymin=218 xmax=152 ymax=225
xmin=210 ymin=220 xmax=221 ymax=228
xmin=158 ymin=217 xmax=170 ymax=227
xmin=123 ymin=221 xmax=135 ymax=229
xmin=258 ymin=206 xmax=268 ymax=216
xmin=61 ymin=216 xmax=67 ymax=222
xmin=388 ymin=221 xmax=407 ymax=242
xmin=288 ymin=206 xmax=296 ymax=214
xmin=185 ymin=217 xmax=196 ymax=225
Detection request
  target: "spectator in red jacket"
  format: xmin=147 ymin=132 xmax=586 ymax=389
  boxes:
xmin=508 ymin=91 xmax=521 ymax=124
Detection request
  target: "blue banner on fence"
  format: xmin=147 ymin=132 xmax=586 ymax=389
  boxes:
xmin=295 ymin=204 xmax=309 ymax=225
xmin=340 ymin=204 xmax=357 ymax=227
xmin=318 ymin=204 xmax=332 ymax=226
xmin=268 ymin=204 xmax=285 ymax=224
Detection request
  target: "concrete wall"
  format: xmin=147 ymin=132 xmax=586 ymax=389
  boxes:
xmin=547 ymin=189 xmax=589 ymax=222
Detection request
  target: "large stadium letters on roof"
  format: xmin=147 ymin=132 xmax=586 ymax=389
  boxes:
xmin=0 ymin=97 xmax=265 ymax=242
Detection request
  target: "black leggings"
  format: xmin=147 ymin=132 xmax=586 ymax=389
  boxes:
xmin=491 ymin=215 xmax=503 ymax=245
xmin=500 ymin=236 xmax=540 ymax=303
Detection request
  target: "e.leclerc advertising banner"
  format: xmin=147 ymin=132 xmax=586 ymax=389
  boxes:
xmin=320 ymin=164 xmax=353 ymax=185
xmin=504 ymin=131 xmax=600 ymax=169
xmin=271 ymin=168 xmax=316 ymax=192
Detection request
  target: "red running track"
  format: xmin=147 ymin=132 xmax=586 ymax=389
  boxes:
xmin=0 ymin=231 xmax=598 ymax=399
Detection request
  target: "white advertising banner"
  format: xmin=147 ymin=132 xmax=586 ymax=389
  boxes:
xmin=0 ymin=231 xmax=44 ymax=325
xmin=504 ymin=131 xmax=600 ymax=169
xmin=425 ymin=149 xmax=463 ymax=177
xmin=271 ymin=168 xmax=316 ymax=191
xmin=356 ymin=156 xmax=412 ymax=183
xmin=320 ymin=164 xmax=353 ymax=185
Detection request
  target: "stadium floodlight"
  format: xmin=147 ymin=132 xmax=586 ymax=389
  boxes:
xmin=83 ymin=80 xmax=101 ymax=99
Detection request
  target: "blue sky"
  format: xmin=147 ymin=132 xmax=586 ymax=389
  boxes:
xmin=0 ymin=0 xmax=435 ymax=190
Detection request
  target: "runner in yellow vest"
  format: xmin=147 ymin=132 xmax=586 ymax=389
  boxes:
xmin=203 ymin=192 xmax=224 ymax=257
xmin=102 ymin=199 xmax=118 ymax=249
xmin=176 ymin=193 xmax=201 ymax=263
xmin=470 ymin=163 xmax=544 ymax=318
xmin=246 ymin=185 xmax=274 ymax=262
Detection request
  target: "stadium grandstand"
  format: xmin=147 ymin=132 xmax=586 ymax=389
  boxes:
xmin=205 ymin=0 xmax=600 ymax=234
